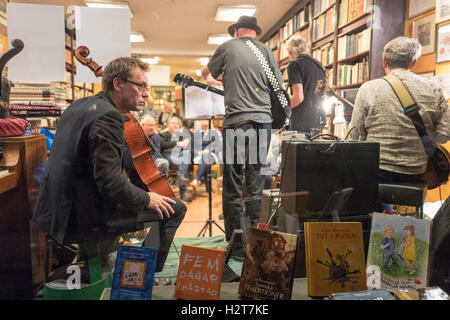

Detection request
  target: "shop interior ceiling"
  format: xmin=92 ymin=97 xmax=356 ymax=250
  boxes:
xmin=9 ymin=0 xmax=298 ymax=80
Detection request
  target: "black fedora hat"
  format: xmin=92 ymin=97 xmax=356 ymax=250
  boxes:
xmin=228 ymin=15 xmax=262 ymax=36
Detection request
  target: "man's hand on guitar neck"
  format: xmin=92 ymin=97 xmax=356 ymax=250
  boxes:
xmin=201 ymin=66 xmax=223 ymax=87
xmin=147 ymin=192 xmax=176 ymax=219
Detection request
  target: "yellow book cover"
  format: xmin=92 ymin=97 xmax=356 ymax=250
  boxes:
xmin=305 ymin=222 xmax=367 ymax=297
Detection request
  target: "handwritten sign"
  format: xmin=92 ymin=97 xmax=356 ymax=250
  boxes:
xmin=174 ymin=245 xmax=225 ymax=300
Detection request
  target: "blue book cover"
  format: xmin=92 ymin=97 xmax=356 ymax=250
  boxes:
xmin=110 ymin=245 xmax=158 ymax=300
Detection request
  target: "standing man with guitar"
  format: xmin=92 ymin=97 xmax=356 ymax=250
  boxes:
xmin=349 ymin=37 xmax=449 ymax=205
xmin=201 ymin=16 xmax=283 ymax=252
xmin=285 ymin=34 xmax=326 ymax=137
xmin=32 ymin=57 xmax=186 ymax=275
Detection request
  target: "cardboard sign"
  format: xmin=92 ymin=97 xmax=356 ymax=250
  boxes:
xmin=174 ymin=245 xmax=225 ymax=300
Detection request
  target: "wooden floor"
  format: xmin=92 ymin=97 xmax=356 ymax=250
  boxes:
xmin=174 ymin=181 xmax=225 ymax=238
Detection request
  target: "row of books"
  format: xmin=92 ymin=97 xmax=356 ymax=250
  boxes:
xmin=337 ymin=28 xmax=371 ymax=60
xmin=109 ymin=211 xmax=436 ymax=300
xmin=279 ymin=4 xmax=311 ymax=42
xmin=338 ymin=0 xmax=373 ymax=27
xmin=312 ymin=0 xmax=335 ymax=18
xmin=9 ymin=84 xmax=68 ymax=108
xmin=336 ymin=57 xmax=369 ymax=87
xmin=312 ymin=44 xmax=334 ymax=66
xmin=313 ymin=6 xmax=336 ymax=41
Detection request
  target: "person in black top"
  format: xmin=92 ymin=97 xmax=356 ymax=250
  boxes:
xmin=286 ymin=35 xmax=326 ymax=137
xmin=31 ymin=57 xmax=186 ymax=275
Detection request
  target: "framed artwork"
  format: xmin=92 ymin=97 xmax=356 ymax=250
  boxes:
xmin=408 ymin=0 xmax=435 ymax=19
xmin=436 ymin=0 xmax=450 ymax=23
xmin=413 ymin=14 xmax=436 ymax=55
xmin=436 ymin=22 xmax=450 ymax=63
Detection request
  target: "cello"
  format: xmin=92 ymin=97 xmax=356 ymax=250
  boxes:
xmin=74 ymin=46 xmax=174 ymax=197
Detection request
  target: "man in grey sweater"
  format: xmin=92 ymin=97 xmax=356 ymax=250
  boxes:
xmin=350 ymin=37 xmax=449 ymax=188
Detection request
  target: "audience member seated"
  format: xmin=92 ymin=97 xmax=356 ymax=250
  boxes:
xmin=140 ymin=115 xmax=169 ymax=174
xmin=160 ymin=116 xmax=192 ymax=202
xmin=191 ymin=120 xmax=222 ymax=190
xmin=158 ymin=103 xmax=176 ymax=129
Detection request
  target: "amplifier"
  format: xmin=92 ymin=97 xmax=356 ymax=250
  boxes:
xmin=280 ymin=140 xmax=380 ymax=216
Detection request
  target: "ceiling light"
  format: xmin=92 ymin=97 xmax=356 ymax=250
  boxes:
xmin=207 ymin=34 xmax=233 ymax=45
xmin=130 ymin=32 xmax=145 ymax=42
xmin=199 ymin=58 xmax=210 ymax=66
xmin=85 ymin=1 xmax=133 ymax=17
xmin=141 ymin=57 xmax=159 ymax=65
xmin=215 ymin=5 xmax=256 ymax=22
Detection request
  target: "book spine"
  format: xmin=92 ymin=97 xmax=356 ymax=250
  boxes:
xmin=9 ymin=101 xmax=57 ymax=106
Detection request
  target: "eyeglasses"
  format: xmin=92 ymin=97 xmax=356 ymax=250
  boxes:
xmin=120 ymin=78 xmax=149 ymax=92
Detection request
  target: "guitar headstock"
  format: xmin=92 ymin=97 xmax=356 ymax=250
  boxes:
xmin=173 ymin=73 xmax=194 ymax=88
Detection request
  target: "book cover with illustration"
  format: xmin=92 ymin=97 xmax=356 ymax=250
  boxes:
xmin=304 ymin=222 xmax=367 ymax=297
xmin=110 ymin=245 xmax=158 ymax=300
xmin=238 ymin=227 xmax=298 ymax=300
xmin=366 ymin=212 xmax=431 ymax=291
xmin=174 ymin=245 xmax=225 ymax=300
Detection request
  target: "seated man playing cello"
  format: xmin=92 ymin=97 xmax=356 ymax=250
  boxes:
xmin=31 ymin=57 xmax=186 ymax=278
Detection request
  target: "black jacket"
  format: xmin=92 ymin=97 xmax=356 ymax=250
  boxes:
xmin=31 ymin=91 xmax=150 ymax=244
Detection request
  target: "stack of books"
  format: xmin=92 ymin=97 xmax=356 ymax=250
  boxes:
xmin=8 ymin=83 xmax=67 ymax=118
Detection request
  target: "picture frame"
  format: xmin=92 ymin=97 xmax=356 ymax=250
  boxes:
xmin=436 ymin=0 xmax=450 ymax=23
xmin=436 ymin=22 xmax=450 ymax=64
xmin=408 ymin=0 xmax=435 ymax=19
xmin=412 ymin=14 xmax=436 ymax=55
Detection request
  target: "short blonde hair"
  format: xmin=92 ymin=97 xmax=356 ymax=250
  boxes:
xmin=286 ymin=35 xmax=309 ymax=56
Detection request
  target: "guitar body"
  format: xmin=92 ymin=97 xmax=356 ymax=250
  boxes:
xmin=123 ymin=112 xmax=175 ymax=197
xmin=424 ymin=144 xmax=450 ymax=190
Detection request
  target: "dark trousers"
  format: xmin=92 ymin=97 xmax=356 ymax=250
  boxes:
xmin=222 ymin=122 xmax=272 ymax=241
xmin=138 ymin=197 xmax=186 ymax=272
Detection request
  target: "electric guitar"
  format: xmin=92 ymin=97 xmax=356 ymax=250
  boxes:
xmin=173 ymin=72 xmax=289 ymax=129
xmin=173 ymin=73 xmax=224 ymax=96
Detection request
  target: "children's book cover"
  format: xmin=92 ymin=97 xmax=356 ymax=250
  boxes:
xmin=238 ymin=228 xmax=298 ymax=300
xmin=174 ymin=245 xmax=225 ymax=300
xmin=110 ymin=245 xmax=158 ymax=300
xmin=366 ymin=213 xmax=431 ymax=291
xmin=304 ymin=222 xmax=367 ymax=297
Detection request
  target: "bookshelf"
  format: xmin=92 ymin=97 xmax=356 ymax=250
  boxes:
xmin=261 ymin=0 xmax=407 ymax=132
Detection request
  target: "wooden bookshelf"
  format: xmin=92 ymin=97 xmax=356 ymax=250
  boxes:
xmin=260 ymin=0 xmax=407 ymax=134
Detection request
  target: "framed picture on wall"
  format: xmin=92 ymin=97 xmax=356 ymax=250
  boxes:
xmin=436 ymin=22 xmax=450 ymax=63
xmin=408 ymin=0 xmax=435 ymax=19
xmin=413 ymin=14 xmax=436 ymax=55
xmin=436 ymin=0 xmax=450 ymax=23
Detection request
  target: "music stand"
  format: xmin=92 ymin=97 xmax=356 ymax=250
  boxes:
xmin=196 ymin=117 xmax=225 ymax=237
xmin=179 ymin=84 xmax=226 ymax=237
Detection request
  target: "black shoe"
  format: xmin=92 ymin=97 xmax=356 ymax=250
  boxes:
xmin=153 ymin=277 xmax=172 ymax=286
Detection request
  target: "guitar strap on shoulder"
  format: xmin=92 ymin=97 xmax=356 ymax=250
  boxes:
xmin=382 ymin=73 xmax=435 ymax=158
xmin=244 ymin=39 xmax=290 ymax=113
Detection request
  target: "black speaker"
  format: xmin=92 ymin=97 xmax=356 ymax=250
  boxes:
xmin=281 ymin=140 xmax=380 ymax=216
xmin=429 ymin=197 xmax=450 ymax=294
